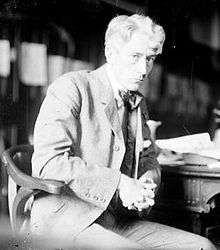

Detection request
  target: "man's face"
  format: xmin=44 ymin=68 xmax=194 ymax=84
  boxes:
xmin=110 ymin=32 xmax=162 ymax=92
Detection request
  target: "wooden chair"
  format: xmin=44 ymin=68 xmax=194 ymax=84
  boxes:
xmin=1 ymin=144 xmax=65 ymax=234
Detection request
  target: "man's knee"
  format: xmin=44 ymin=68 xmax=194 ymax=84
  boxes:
xmin=122 ymin=220 xmax=217 ymax=250
xmin=198 ymin=236 xmax=216 ymax=250
xmin=181 ymin=232 xmax=216 ymax=250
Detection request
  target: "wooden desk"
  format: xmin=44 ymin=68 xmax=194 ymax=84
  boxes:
xmin=154 ymin=164 xmax=220 ymax=235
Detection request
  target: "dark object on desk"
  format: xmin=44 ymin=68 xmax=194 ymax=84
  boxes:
xmin=1 ymin=144 xmax=65 ymax=234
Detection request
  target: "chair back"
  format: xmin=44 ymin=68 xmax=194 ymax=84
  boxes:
xmin=1 ymin=144 xmax=34 ymax=232
xmin=1 ymin=144 xmax=65 ymax=234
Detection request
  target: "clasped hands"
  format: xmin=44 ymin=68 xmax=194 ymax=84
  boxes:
xmin=118 ymin=174 xmax=157 ymax=212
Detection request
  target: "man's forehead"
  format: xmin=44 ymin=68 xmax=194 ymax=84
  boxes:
xmin=129 ymin=43 xmax=162 ymax=56
xmin=127 ymin=32 xmax=163 ymax=55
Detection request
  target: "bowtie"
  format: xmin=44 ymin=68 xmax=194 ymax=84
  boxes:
xmin=119 ymin=90 xmax=142 ymax=110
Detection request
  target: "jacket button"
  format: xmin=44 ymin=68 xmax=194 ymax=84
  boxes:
xmin=113 ymin=145 xmax=120 ymax=151
xmin=93 ymin=195 xmax=99 ymax=201
xmin=85 ymin=193 xmax=90 ymax=198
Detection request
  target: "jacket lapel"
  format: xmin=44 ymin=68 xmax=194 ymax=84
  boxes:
xmin=91 ymin=65 xmax=126 ymax=170
xmin=104 ymin=100 xmax=123 ymax=140
xmin=92 ymin=65 xmax=151 ymax=175
xmin=92 ymin=64 xmax=125 ymax=142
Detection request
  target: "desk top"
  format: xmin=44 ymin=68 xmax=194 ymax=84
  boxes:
xmin=161 ymin=164 xmax=220 ymax=178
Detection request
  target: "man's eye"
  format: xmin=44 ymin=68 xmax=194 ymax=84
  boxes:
xmin=131 ymin=54 xmax=140 ymax=61
xmin=146 ymin=56 xmax=156 ymax=62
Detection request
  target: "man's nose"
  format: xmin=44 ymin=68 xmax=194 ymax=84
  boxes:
xmin=138 ymin=58 xmax=147 ymax=77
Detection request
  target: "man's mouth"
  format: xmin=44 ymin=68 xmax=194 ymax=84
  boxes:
xmin=128 ymin=78 xmax=145 ymax=84
xmin=134 ymin=79 xmax=144 ymax=83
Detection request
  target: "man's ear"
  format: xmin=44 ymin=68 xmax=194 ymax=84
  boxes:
xmin=105 ymin=45 xmax=115 ymax=64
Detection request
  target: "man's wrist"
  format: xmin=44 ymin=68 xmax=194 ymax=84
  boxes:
xmin=118 ymin=173 xmax=128 ymax=191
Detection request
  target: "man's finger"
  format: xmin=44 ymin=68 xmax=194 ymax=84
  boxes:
xmin=139 ymin=176 xmax=154 ymax=183
xmin=136 ymin=197 xmax=143 ymax=203
xmin=123 ymin=201 xmax=132 ymax=207
xmin=144 ymin=197 xmax=155 ymax=206
xmin=141 ymin=189 xmax=155 ymax=198
xmin=127 ymin=204 xmax=136 ymax=210
xmin=141 ymin=182 xmax=157 ymax=190
xmin=134 ymin=201 xmax=151 ymax=211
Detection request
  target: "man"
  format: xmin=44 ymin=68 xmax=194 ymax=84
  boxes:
xmin=31 ymin=14 xmax=216 ymax=249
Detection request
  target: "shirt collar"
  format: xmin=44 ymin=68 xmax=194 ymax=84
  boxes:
xmin=105 ymin=63 xmax=143 ymax=109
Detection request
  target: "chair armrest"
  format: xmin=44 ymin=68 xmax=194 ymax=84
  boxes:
xmin=1 ymin=150 xmax=65 ymax=195
xmin=12 ymin=187 xmax=39 ymax=233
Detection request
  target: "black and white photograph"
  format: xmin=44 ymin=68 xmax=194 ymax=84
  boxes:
xmin=0 ymin=0 xmax=220 ymax=249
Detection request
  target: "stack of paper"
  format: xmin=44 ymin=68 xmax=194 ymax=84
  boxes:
xmin=156 ymin=133 xmax=220 ymax=166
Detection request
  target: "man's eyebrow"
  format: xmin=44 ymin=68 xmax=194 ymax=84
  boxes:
xmin=147 ymin=54 xmax=157 ymax=58
xmin=129 ymin=52 xmax=143 ymax=55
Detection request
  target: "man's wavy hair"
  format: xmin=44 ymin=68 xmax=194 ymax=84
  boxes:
xmin=105 ymin=14 xmax=165 ymax=54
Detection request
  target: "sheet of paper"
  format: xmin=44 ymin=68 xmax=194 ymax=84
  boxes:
xmin=156 ymin=132 xmax=220 ymax=160
xmin=198 ymin=147 xmax=220 ymax=160
xmin=156 ymin=133 xmax=212 ymax=153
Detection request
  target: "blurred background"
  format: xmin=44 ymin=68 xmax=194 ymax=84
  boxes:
xmin=0 ymin=0 xmax=219 ymax=225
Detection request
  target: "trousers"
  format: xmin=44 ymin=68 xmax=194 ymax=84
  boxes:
xmin=30 ymin=194 xmax=216 ymax=250
xmin=74 ymin=210 xmax=216 ymax=250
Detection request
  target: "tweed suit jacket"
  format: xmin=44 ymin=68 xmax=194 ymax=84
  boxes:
xmin=31 ymin=64 xmax=161 ymax=239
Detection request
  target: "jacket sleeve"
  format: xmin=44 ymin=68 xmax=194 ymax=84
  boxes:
xmin=32 ymin=74 xmax=121 ymax=210
xmin=137 ymin=103 xmax=161 ymax=190
xmin=138 ymin=140 xmax=161 ymax=188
